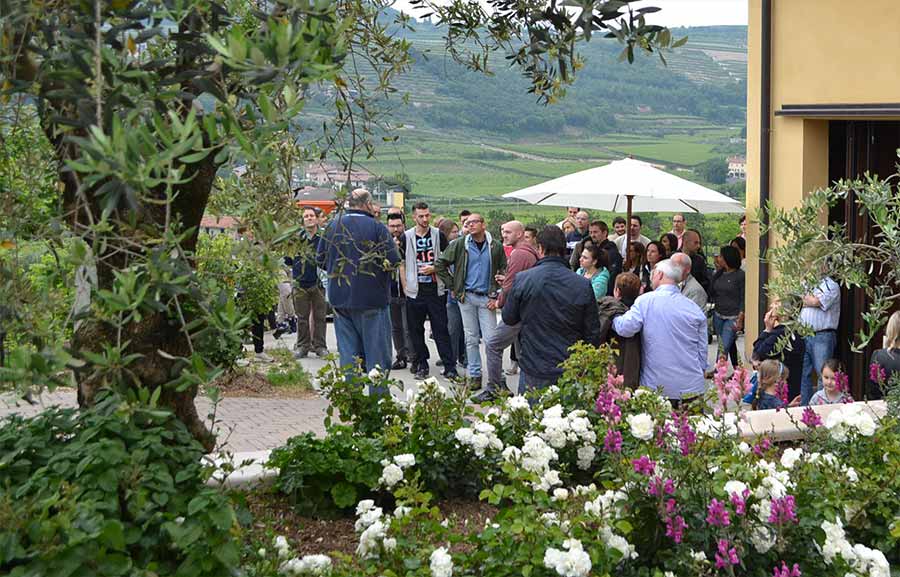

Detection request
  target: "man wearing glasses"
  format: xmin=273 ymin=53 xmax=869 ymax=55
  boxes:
xmin=670 ymin=214 xmax=686 ymax=250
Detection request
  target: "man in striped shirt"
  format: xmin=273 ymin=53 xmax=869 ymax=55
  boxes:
xmin=798 ymin=275 xmax=841 ymax=405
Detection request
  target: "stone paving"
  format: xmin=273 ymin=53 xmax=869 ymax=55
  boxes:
xmin=0 ymin=320 xmax=741 ymax=454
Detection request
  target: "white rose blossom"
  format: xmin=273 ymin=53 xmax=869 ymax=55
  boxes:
xmin=430 ymin=546 xmax=454 ymax=577
xmin=780 ymin=447 xmax=804 ymax=469
xmin=290 ymin=554 xmax=332 ymax=576
xmin=552 ymin=488 xmax=569 ymax=501
xmin=393 ymin=454 xmax=416 ymax=469
xmin=543 ymin=539 xmax=592 ymax=577
xmin=626 ymin=413 xmax=655 ymax=441
xmin=724 ymin=480 xmax=748 ymax=498
xmin=601 ymin=527 xmax=638 ymax=561
xmin=379 ymin=463 xmax=404 ymax=489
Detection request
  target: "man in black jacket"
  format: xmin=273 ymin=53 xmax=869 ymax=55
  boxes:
xmin=569 ymin=220 xmax=623 ymax=295
xmin=502 ymin=226 xmax=601 ymax=393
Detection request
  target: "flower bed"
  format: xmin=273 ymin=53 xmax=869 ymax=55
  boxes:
xmin=262 ymin=344 xmax=900 ymax=577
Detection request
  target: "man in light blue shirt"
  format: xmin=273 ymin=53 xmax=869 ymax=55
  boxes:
xmin=798 ymin=275 xmax=841 ymax=405
xmin=613 ymin=259 xmax=708 ymax=401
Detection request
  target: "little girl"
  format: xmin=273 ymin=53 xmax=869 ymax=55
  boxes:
xmin=752 ymin=359 xmax=791 ymax=410
xmin=809 ymin=359 xmax=852 ymax=405
xmin=741 ymin=351 xmax=763 ymax=406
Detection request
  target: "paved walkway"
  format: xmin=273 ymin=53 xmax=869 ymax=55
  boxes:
xmin=0 ymin=321 xmax=741 ymax=453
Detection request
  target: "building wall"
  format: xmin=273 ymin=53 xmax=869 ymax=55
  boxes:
xmin=745 ymin=0 xmax=900 ymax=347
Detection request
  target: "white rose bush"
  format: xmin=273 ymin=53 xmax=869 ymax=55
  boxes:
xmin=263 ymin=344 xmax=898 ymax=577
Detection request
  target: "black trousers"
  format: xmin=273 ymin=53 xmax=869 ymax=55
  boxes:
xmin=390 ymin=297 xmax=416 ymax=364
xmin=251 ymin=314 xmax=266 ymax=354
xmin=406 ymin=292 xmax=455 ymax=370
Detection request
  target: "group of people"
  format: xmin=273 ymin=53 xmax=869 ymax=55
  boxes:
xmin=305 ymin=189 xmax=893 ymax=408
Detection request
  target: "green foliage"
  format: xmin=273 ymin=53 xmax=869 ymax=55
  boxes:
xmin=764 ymin=166 xmax=900 ymax=350
xmin=0 ymin=107 xmax=59 ymax=240
xmin=318 ymin=364 xmax=408 ymax=439
xmin=695 ymin=156 xmax=729 ymax=183
xmin=267 ymin=426 xmax=386 ymax=517
xmin=485 ymin=208 xmax=516 ymax=238
xmin=0 ymin=392 xmax=239 ymax=576
xmin=193 ymin=233 xmax=278 ymax=369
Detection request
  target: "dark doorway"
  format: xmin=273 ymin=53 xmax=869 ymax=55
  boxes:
xmin=828 ymin=120 xmax=900 ymax=397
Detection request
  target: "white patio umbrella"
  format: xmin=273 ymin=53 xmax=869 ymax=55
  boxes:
xmin=502 ymin=157 xmax=744 ymax=242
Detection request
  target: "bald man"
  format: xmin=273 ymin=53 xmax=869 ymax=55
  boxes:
xmin=671 ymin=252 xmax=707 ymax=310
xmin=479 ymin=220 xmax=540 ymax=401
xmin=316 ymin=188 xmax=400 ymax=389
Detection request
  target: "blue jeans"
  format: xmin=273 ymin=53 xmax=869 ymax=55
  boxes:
xmin=485 ymin=320 xmax=521 ymax=391
xmin=447 ymin=297 xmax=467 ymax=365
xmin=801 ymin=331 xmax=837 ymax=405
xmin=712 ymin=312 xmax=738 ymax=366
xmin=459 ymin=293 xmax=497 ymax=378
xmin=333 ymin=306 xmax=392 ymax=391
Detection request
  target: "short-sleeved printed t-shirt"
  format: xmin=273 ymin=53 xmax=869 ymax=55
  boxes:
xmin=414 ymin=232 xmax=448 ymax=295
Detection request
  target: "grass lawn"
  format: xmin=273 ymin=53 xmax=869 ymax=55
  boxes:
xmin=608 ymin=141 xmax=717 ymax=166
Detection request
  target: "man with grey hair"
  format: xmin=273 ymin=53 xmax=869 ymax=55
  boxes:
xmin=317 ymin=188 xmax=400 ymax=386
xmin=613 ymin=258 xmax=708 ymax=405
xmin=671 ymin=252 xmax=708 ymax=311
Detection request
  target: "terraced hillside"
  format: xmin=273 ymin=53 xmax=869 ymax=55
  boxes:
xmin=305 ymin=24 xmax=747 ymax=138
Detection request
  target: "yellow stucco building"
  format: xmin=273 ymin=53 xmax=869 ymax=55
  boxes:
xmin=746 ymin=0 xmax=900 ymax=388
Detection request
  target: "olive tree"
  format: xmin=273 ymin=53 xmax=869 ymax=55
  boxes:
xmin=1 ymin=0 xmax=672 ymax=448
xmin=764 ymin=164 xmax=900 ymax=351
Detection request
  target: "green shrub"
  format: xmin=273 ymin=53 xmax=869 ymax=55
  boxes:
xmin=0 ymin=392 xmax=240 ymax=576
xmin=267 ymin=426 xmax=386 ymax=517
xmin=193 ymin=233 xmax=278 ymax=369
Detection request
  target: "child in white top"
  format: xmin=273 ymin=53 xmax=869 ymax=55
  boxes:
xmin=809 ymin=358 xmax=852 ymax=405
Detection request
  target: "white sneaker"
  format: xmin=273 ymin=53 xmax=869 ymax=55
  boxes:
xmin=255 ymin=352 xmax=274 ymax=363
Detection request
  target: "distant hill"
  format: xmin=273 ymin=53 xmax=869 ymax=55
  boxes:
xmin=309 ymin=23 xmax=748 ymax=139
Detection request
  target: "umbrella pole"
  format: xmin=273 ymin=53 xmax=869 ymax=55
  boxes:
xmin=626 ymin=194 xmax=634 ymax=245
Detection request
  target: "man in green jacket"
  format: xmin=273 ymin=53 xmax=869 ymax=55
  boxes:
xmin=435 ymin=213 xmax=507 ymax=388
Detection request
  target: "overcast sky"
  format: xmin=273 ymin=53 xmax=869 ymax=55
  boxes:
xmin=391 ymin=0 xmax=748 ymax=27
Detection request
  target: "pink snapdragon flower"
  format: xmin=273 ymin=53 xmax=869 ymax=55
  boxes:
xmin=801 ymin=406 xmax=822 ymax=428
xmin=773 ymin=561 xmax=802 ymax=577
xmin=604 ymin=428 xmax=622 ymax=453
xmin=753 ymin=437 xmax=772 ymax=457
xmin=648 ymin=476 xmax=675 ymax=496
xmin=730 ymin=489 xmax=749 ymax=516
xmin=712 ymin=357 xmax=751 ymax=416
xmin=869 ymin=362 xmax=886 ymax=385
xmin=776 ymin=380 xmax=789 ymax=406
xmin=835 ymin=371 xmax=850 ymax=393
xmin=655 ymin=419 xmax=673 ymax=449
xmin=706 ymin=498 xmax=731 ymax=527
xmin=665 ymin=514 xmax=687 ymax=543
xmin=674 ymin=413 xmax=696 ymax=456
xmin=768 ymin=495 xmax=798 ymax=525
xmin=715 ymin=539 xmax=740 ymax=569
xmin=632 ymin=455 xmax=656 ymax=476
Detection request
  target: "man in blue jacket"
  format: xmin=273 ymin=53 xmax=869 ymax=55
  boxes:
xmin=316 ymin=190 xmax=401 ymax=379
xmin=502 ymin=226 xmax=601 ymax=393
xmin=293 ymin=206 xmax=328 ymax=359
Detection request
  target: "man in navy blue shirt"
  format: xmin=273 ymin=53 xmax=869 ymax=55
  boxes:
xmin=317 ymin=190 xmax=401 ymax=381
xmin=293 ymin=206 xmax=328 ymax=358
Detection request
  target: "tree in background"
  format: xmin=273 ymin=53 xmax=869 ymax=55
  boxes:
xmin=696 ymin=157 xmax=729 ymax=185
